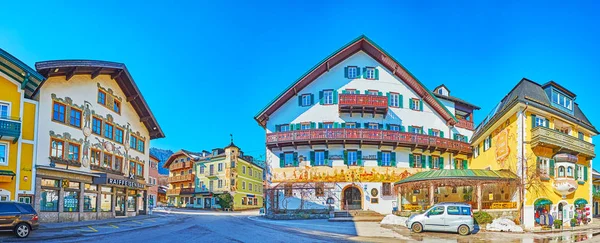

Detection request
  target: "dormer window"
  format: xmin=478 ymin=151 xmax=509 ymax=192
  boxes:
xmin=438 ymin=89 xmax=443 ymax=95
xmin=551 ymin=90 xmax=573 ymax=111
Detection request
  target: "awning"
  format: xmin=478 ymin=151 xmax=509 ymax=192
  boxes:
xmin=534 ymin=198 xmax=552 ymax=206
xmin=574 ymin=198 xmax=588 ymax=206
xmin=0 ymin=170 xmax=15 ymax=183
xmin=394 ymin=169 xmax=518 ymax=186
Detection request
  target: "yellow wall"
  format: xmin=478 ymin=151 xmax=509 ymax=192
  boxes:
xmin=22 ymin=102 xmax=36 ymax=141
xmin=18 ymin=143 xmax=34 ymax=191
xmin=234 ymin=158 xmax=264 ymax=209
xmin=465 ymin=112 xmax=518 ymax=172
xmin=0 ymin=76 xmax=22 ymax=200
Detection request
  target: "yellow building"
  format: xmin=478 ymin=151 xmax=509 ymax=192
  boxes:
xmin=470 ymin=78 xmax=597 ymax=229
xmin=0 ymin=49 xmax=45 ymax=203
xmin=164 ymin=141 xmax=264 ymax=210
xmin=593 ymin=169 xmax=599 ymax=217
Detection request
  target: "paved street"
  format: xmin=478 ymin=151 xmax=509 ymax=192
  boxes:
xmin=0 ymin=209 xmax=599 ymax=242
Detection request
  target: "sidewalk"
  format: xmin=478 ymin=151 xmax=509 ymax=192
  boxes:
xmin=38 ymin=214 xmax=161 ymax=231
xmin=526 ymin=220 xmax=600 ymax=234
xmin=154 ymin=207 xmax=260 ymax=216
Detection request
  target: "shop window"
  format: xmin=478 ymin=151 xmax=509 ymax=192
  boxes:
xmin=85 ymin=184 xmax=97 ymax=191
xmin=40 ymin=189 xmax=59 ymax=212
xmin=127 ymin=196 xmax=136 ymax=212
xmin=67 ymin=181 xmax=80 ymax=190
xmin=84 ymin=193 xmax=97 ymax=212
xmin=242 ymin=197 xmax=247 ymax=205
xmin=63 ymin=191 xmax=79 ymax=212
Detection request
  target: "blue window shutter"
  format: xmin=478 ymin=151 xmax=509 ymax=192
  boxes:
xmin=365 ymin=90 xmax=369 ymax=94
xmin=298 ymin=95 xmax=303 ymax=106
xmin=419 ymin=99 xmax=423 ymax=111
xmin=357 ymin=151 xmax=362 ymax=166
xmin=310 ymin=151 xmax=315 ymax=166
xmin=342 ymin=90 xmax=347 ymax=94
xmin=279 ymin=153 xmax=284 ymax=168
xmin=275 ymin=125 xmax=280 ymax=132
xmin=333 ymin=90 xmax=338 ymax=104
xmin=344 ymin=67 xmax=348 ymax=78
xmin=391 ymin=152 xmax=396 ymax=167
xmin=357 ymin=123 xmax=362 ymax=128
xmin=374 ymin=69 xmax=379 ymax=80
xmin=364 ymin=123 xmax=369 ymax=128
xmin=341 ymin=123 xmax=346 ymax=128
xmin=310 ymin=94 xmax=314 ymax=105
xmin=386 ymin=124 xmax=390 ymax=130
xmin=378 ymin=124 xmax=383 ymax=130
xmin=531 ymin=115 xmax=536 ymax=128
xmin=334 ymin=122 xmax=340 ymax=128
xmin=399 ymin=95 xmax=403 ymax=108
xmin=377 ymin=152 xmax=382 ymax=166
xmin=319 ymin=91 xmax=324 ymax=105
xmin=292 ymin=152 xmax=298 ymax=167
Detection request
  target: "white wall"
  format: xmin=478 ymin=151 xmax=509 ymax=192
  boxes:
xmin=36 ymin=74 xmax=150 ymax=178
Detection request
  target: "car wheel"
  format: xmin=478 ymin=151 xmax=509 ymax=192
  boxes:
xmin=15 ymin=223 xmax=31 ymax=238
xmin=458 ymin=224 xmax=470 ymax=236
xmin=411 ymin=222 xmax=423 ymax=233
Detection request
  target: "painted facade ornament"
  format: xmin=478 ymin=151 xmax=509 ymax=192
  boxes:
xmin=82 ymin=139 xmax=90 ymax=168
xmin=123 ymin=123 xmax=131 ymax=173
xmin=97 ymin=82 xmax=123 ymax=103
xmin=272 ymin=166 xmax=412 ymax=183
xmin=49 ymin=131 xmax=84 ymax=144
xmin=553 ymin=178 xmax=578 ymax=198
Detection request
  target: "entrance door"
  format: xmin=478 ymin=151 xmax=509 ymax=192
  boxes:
xmin=204 ymin=198 xmax=211 ymax=209
xmin=115 ymin=195 xmax=126 ymax=216
xmin=595 ymin=202 xmax=599 ymax=216
xmin=343 ymin=186 xmax=362 ymax=210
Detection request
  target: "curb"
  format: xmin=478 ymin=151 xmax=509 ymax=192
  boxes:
xmin=36 ymin=214 xmax=162 ymax=232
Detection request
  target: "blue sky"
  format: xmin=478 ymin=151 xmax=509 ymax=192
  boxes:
xmin=1 ymin=1 xmax=599 ymax=170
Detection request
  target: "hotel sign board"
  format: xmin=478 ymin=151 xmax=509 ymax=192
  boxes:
xmin=495 ymin=129 xmax=509 ymax=162
xmin=93 ymin=173 xmax=146 ymax=189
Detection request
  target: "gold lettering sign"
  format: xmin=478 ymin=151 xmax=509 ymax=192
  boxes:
xmin=495 ymin=128 xmax=509 ymax=163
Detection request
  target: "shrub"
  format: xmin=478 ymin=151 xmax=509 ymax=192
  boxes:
xmin=473 ymin=211 xmax=493 ymax=225
xmin=554 ymin=220 xmax=562 ymax=229
xmin=216 ymin=192 xmax=234 ymax=210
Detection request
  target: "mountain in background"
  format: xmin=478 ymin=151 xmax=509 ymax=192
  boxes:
xmin=150 ymin=147 xmax=174 ymax=175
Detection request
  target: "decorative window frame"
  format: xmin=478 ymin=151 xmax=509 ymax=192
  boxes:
xmin=97 ymin=83 xmax=123 ymax=115
xmin=0 ymin=141 xmax=9 ymax=166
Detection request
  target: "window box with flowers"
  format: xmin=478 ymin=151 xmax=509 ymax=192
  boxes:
xmin=49 ymin=156 xmax=82 ymax=167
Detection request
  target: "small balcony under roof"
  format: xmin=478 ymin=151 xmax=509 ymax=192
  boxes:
xmin=531 ymin=126 xmax=595 ymax=159
xmin=0 ymin=117 xmax=21 ymax=143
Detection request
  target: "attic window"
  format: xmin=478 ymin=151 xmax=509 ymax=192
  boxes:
xmin=438 ymin=89 xmax=443 ymax=95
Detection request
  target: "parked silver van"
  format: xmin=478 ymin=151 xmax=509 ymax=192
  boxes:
xmin=405 ymin=202 xmax=474 ymax=236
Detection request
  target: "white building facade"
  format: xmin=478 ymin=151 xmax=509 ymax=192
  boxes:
xmin=256 ymin=36 xmax=478 ymax=215
xmin=32 ymin=60 xmax=164 ymax=222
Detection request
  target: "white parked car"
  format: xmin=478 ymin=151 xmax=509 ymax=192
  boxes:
xmin=405 ymin=202 xmax=475 ymax=236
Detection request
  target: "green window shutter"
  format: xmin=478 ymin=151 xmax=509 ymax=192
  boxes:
xmin=364 ymin=90 xmax=369 ymax=94
xmin=344 ymin=67 xmax=348 ymax=78
xmin=342 ymin=90 xmax=347 ymax=94
xmin=419 ymin=99 xmax=423 ymax=111
xmin=391 ymin=152 xmax=396 ymax=167
xmin=428 ymin=156 xmax=433 ymax=169
xmin=400 ymin=125 xmax=405 ymax=132
xmin=298 ymin=95 xmax=303 ymax=106
xmin=409 ymin=154 xmax=414 ymax=168
xmin=324 ymin=151 xmax=330 ymax=166
xmin=275 ymin=125 xmax=280 ymax=132
xmin=387 ymin=92 xmax=391 ymax=106
xmin=356 ymin=123 xmax=361 ymax=128
xmin=399 ymin=95 xmax=404 ymax=108
xmin=439 ymin=157 xmax=444 ymax=169
xmin=463 ymin=160 xmax=468 ymax=170
xmin=362 ymin=67 xmax=367 ymax=78
xmin=453 ymin=160 xmax=458 ymax=169
xmin=378 ymin=124 xmax=383 ymax=130
xmin=408 ymin=126 xmax=413 ymax=133
xmin=489 ymin=135 xmax=492 ymax=147
xmin=575 ymin=164 xmax=579 ymax=179
xmin=385 ymin=124 xmax=390 ymax=130
xmin=478 ymin=144 xmax=481 ymax=154
xmin=377 ymin=152 xmax=382 ymax=166
xmin=364 ymin=122 xmax=369 ymax=128
xmin=421 ymin=155 xmax=426 ymax=168
xmin=531 ymin=115 xmax=536 ymax=128
xmin=584 ymin=166 xmax=588 ymax=181
xmin=310 ymin=151 xmax=315 ymax=166
xmin=310 ymin=94 xmax=314 ymax=105
xmin=333 ymin=90 xmax=338 ymax=104
xmin=453 ymin=134 xmax=458 ymax=140
xmin=318 ymin=122 xmax=323 ymax=129
xmin=378 ymin=91 xmax=383 ymax=96
xmin=341 ymin=123 xmax=346 ymax=128
xmin=357 ymin=151 xmax=363 ymax=166
xmin=549 ymin=159 xmax=555 ymax=177
xmin=295 ymin=123 xmax=301 ymax=130
xmin=289 ymin=124 xmax=294 ymax=131
xmin=464 ymin=136 xmax=469 ymax=143
xmin=374 ymin=69 xmax=379 ymax=80
xmin=334 ymin=122 xmax=340 ymax=128
xmin=293 ymin=152 xmax=298 ymax=167
xmin=310 ymin=122 xmax=316 ymax=129
xmin=319 ymin=91 xmax=324 ymax=105
xmin=428 ymin=128 xmax=433 ymax=136
xmin=279 ymin=153 xmax=284 ymax=168
xmin=440 ymin=131 xmax=444 ymax=138
xmin=343 ymin=150 xmax=348 ymax=165
xmin=357 ymin=67 xmax=361 ymax=77
xmin=545 ymin=119 xmax=549 ymax=128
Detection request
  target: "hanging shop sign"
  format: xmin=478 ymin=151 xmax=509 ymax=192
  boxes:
xmin=93 ymin=173 xmax=146 ymax=189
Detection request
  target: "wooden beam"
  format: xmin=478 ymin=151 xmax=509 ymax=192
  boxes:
xmin=326 ymin=61 xmax=330 ymax=71
xmin=111 ymin=69 xmax=124 ymax=80
xmin=91 ymin=67 xmax=103 ymax=79
xmin=127 ymin=93 xmax=139 ymax=102
xmin=140 ymin=116 xmax=152 ymax=122
xmin=65 ymin=67 xmax=78 ymax=81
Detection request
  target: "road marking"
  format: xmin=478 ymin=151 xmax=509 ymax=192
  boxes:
xmin=87 ymin=226 xmax=98 ymax=232
xmin=144 ymin=219 xmax=156 ymax=222
xmin=247 ymin=216 xmax=355 ymax=229
xmin=109 ymin=224 xmax=119 ymax=228
xmin=132 ymin=220 xmax=144 ymax=224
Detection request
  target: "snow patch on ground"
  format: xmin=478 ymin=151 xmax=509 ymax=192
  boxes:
xmin=380 ymin=214 xmax=408 ymax=227
xmin=486 ymin=218 xmax=524 ymax=233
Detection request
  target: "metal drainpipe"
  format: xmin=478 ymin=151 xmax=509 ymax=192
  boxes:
xmin=521 ymin=103 xmax=528 ymax=226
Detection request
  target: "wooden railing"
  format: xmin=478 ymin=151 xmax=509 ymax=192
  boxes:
xmin=402 ymin=204 xmax=423 ymax=211
xmin=455 ymin=119 xmax=474 ymax=131
xmin=168 ymin=174 xmax=194 ymax=183
xmin=166 ymin=188 xmax=195 ymax=195
xmin=482 ymin=201 xmax=517 ymax=209
xmin=267 ymin=128 xmax=472 ymax=154
xmin=339 ymin=94 xmax=388 ymax=108
xmin=170 ymin=161 xmax=193 ymax=171
xmin=0 ymin=117 xmax=21 ymax=142
xmin=531 ymin=126 xmax=595 ymax=158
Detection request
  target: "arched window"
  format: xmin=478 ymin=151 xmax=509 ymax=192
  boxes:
xmin=558 ymin=166 xmax=565 ymax=177
xmin=567 ymin=167 xmax=573 ymax=177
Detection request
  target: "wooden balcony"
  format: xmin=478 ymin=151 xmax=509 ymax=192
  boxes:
xmin=531 ymin=126 xmax=595 ymax=159
xmin=166 ymin=188 xmax=195 ymax=195
xmin=338 ymin=94 xmax=388 ymax=117
xmin=170 ymin=161 xmax=193 ymax=171
xmin=266 ymin=128 xmax=472 ymax=155
xmin=455 ymin=119 xmax=474 ymax=131
xmin=168 ymin=174 xmax=195 ymax=183
xmin=0 ymin=117 xmax=21 ymax=143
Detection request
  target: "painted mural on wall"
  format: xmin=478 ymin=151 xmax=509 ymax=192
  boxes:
xmin=271 ymin=166 xmax=412 ymax=183
xmin=493 ymin=119 xmax=516 ymax=169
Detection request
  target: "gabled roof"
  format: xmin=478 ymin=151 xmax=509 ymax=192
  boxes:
xmin=34 ymin=60 xmax=164 ymax=139
xmin=254 ymin=35 xmax=458 ymax=128
xmin=0 ymin=48 xmax=46 ymax=98
xmin=472 ymin=78 xmax=598 ymax=142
